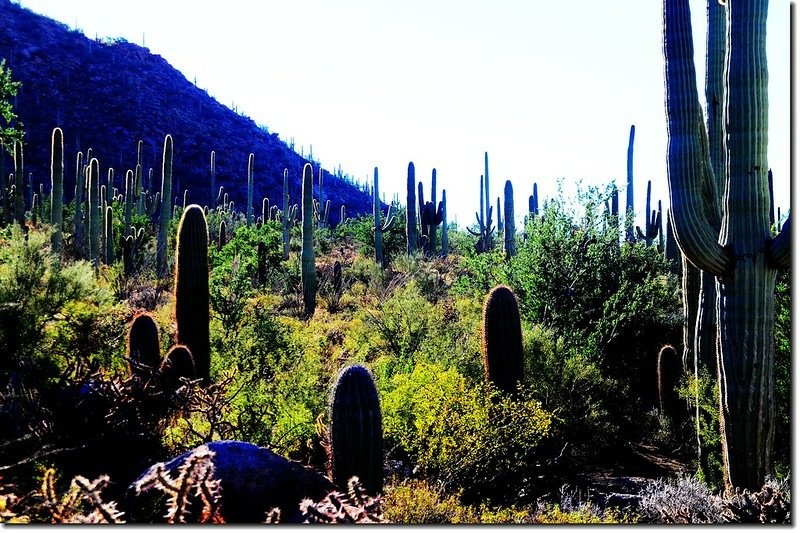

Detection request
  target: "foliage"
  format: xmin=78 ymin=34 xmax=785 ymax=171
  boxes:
xmin=380 ymin=361 xmax=551 ymax=502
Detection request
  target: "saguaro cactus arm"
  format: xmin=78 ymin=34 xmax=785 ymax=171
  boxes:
xmin=663 ymin=0 xmax=728 ymax=276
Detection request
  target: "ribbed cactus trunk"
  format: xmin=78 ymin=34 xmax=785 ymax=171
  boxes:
xmin=405 ymin=162 xmax=417 ymax=255
xmin=50 ymin=128 xmax=63 ymax=253
xmin=503 ymin=180 xmax=516 ymax=258
xmin=481 ymin=285 xmax=524 ymax=395
xmin=127 ymin=312 xmax=161 ymax=377
xmin=88 ymin=158 xmax=101 ymax=268
xmin=157 ymin=135 xmax=173 ymax=277
xmin=663 ymin=0 xmax=790 ymax=491
xmin=300 ymin=164 xmax=316 ymax=318
xmin=174 ymin=204 xmax=210 ymax=384
xmin=13 ymin=141 xmax=23 ymax=227
xmin=0 ymin=139 xmax=6 ymax=225
xmin=282 ymin=168 xmax=290 ymax=260
xmin=329 ymin=364 xmax=383 ymax=496
xmin=246 ymin=152 xmax=254 ymax=226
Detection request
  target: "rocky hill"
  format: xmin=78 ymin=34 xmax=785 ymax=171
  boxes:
xmin=0 ymin=0 xmax=372 ymax=221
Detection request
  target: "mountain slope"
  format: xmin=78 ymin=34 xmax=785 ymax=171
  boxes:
xmin=0 ymin=0 xmax=372 ymax=221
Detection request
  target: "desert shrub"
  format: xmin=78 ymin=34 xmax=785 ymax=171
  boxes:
xmin=773 ymin=268 xmax=790 ymax=474
xmin=380 ymin=362 xmax=551 ymax=503
xmin=382 ymin=480 xmax=477 ymax=524
xmin=0 ymin=226 xmax=122 ymax=387
xmin=676 ymin=369 xmax=723 ymax=489
xmin=209 ymin=221 xmax=284 ymax=289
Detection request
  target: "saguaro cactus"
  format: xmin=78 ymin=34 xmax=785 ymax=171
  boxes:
xmin=481 ymin=285 xmax=524 ymax=395
xmin=157 ymin=134 xmax=173 ymax=277
xmin=13 ymin=140 xmax=23 ymax=226
xmin=372 ymin=167 xmax=395 ymax=265
xmin=160 ymin=345 xmax=196 ymax=388
xmin=301 ymin=164 xmax=316 ymax=318
xmin=50 ymin=128 xmax=64 ymax=253
xmin=625 ymin=125 xmax=635 ymax=242
xmin=174 ymin=204 xmax=210 ymax=384
xmin=127 ymin=312 xmax=161 ymax=377
xmin=329 ymin=364 xmax=383 ymax=496
xmin=209 ymin=151 xmax=216 ymax=207
xmin=503 ymin=180 xmax=516 ymax=258
xmin=74 ymin=151 xmax=85 ymax=257
xmin=282 ymin=168 xmax=290 ymax=260
xmin=635 ymin=180 xmax=662 ymax=246
xmin=663 ymin=0 xmax=790 ymax=490
xmin=405 ymin=162 xmax=418 ymax=255
xmin=247 ymin=152 xmax=254 ymax=226
xmin=657 ymin=345 xmax=682 ymax=425
xmin=88 ymin=158 xmax=101 ymax=267
xmin=440 ymin=189 xmax=449 ymax=257
xmin=104 ymin=205 xmax=114 ymax=264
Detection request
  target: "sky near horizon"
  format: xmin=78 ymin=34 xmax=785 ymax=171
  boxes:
xmin=13 ymin=0 xmax=792 ymax=228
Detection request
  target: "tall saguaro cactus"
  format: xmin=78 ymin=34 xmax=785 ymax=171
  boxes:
xmin=50 ymin=128 xmax=64 ymax=253
xmin=246 ymin=152 xmax=254 ymax=226
xmin=372 ymin=167 xmax=394 ymax=265
xmin=88 ymin=158 xmax=101 ymax=267
xmin=405 ymin=162 xmax=418 ymax=255
xmin=663 ymin=0 xmax=790 ymax=491
xmin=503 ymin=180 xmax=516 ymax=258
xmin=282 ymin=168 xmax=290 ymax=260
xmin=625 ymin=125 xmax=635 ymax=242
xmin=301 ymin=164 xmax=316 ymax=318
xmin=157 ymin=135 xmax=173 ymax=277
xmin=174 ymin=204 xmax=210 ymax=384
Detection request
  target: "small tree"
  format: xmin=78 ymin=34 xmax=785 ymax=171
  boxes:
xmin=0 ymin=59 xmax=23 ymax=151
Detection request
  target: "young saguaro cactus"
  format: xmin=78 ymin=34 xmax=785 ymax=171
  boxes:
xmin=157 ymin=134 xmax=174 ymax=277
xmin=174 ymin=204 xmax=210 ymax=384
xmin=160 ymin=345 xmax=196 ymax=388
xmin=329 ymin=364 xmax=383 ymax=496
xmin=663 ymin=0 xmax=790 ymax=490
xmin=50 ymin=128 xmax=64 ymax=253
xmin=300 ymin=164 xmax=316 ymax=318
xmin=127 ymin=312 xmax=161 ymax=378
xmin=481 ymin=285 xmax=524 ymax=395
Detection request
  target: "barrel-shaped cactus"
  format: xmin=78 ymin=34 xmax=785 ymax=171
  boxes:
xmin=156 ymin=134 xmax=173 ymax=277
xmin=50 ymin=128 xmax=64 ymax=253
xmin=481 ymin=285 xmax=524 ymax=395
xmin=329 ymin=364 xmax=383 ymax=496
xmin=160 ymin=345 xmax=196 ymax=388
xmin=301 ymin=164 xmax=316 ymax=318
xmin=174 ymin=204 xmax=210 ymax=384
xmin=127 ymin=312 xmax=161 ymax=377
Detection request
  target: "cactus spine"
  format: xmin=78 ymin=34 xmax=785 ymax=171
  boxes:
xmin=301 ymin=164 xmax=316 ymax=318
xmin=156 ymin=135 xmax=173 ymax=277
xmin=50 ymin=128 xmax=63 ymax=253
xmin=405 ymin=162 xmax=418 ymax=254
xmin=503 ymin=180 xmax=516 ymax=258
xmin=329 ymin=364 xmax=383 ymax=496
xmin=481 ymin=285 xmax=524 ymax=395
xmin=174 ymin=204 xmax=210 ymax=384
xmin=663 ymin=0 xmax=790 ymax=490
xmin=127 ymin=312 xmax=161 ymax=377
xmin=246 ymin=152 xmax=254 ymax=226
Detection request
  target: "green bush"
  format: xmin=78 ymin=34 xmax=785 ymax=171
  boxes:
xmin=380 ymin=361 xmax=551 ymax=503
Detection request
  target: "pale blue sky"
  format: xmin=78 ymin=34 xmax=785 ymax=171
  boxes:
xmin=16 ymin=0 xmax=792 ymax=227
